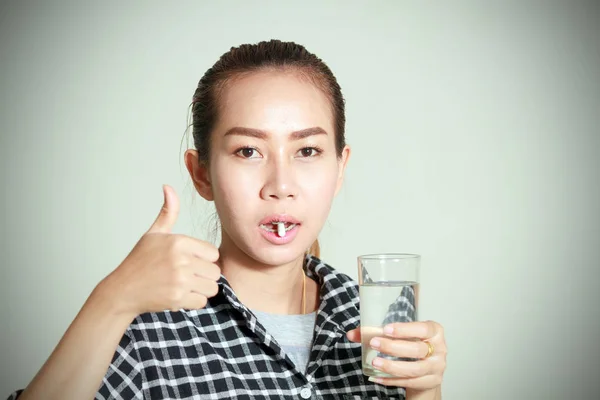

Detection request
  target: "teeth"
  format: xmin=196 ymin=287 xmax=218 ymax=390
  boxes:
xmin=260 ymin=221 xmax=297 ymax=235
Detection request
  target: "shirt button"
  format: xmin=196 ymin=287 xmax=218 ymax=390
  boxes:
xmin=300 ymin=387 xmax=311 ymax=399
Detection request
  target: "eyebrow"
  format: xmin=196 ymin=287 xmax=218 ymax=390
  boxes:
xmin=223 ymin=126 xmax=328 ymax=140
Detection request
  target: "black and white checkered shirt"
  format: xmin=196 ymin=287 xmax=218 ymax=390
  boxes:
xmin=8 ymin=255 xmax=407 ymax=399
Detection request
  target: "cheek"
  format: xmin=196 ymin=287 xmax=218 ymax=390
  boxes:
xmin=209 ymin=164 xmax=241 ymax=222
xmin=212 ymin=161 xmax=256 ymax=202
xmin=303 ymin=158 xmax=339 ymax=189
xmin=299 ymin=163 xmax=339 ymax=207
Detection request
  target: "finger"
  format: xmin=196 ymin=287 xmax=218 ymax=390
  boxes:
xmin=179 ymin=292 xmax=209 ymax=311
xmin=370 ymin=337 xmax=429 ymax=360
xmin=185 ymin=259 xmax=222 ymax=282
xmin=383 ymin=321 xmax=438 ymax=340
xmin=148 ymin=185 xmax=180 ymax=234
xmin=346 ymin=328 xmax=361 ymax=343
xmin=370 ymin=357 xmax=433 ymax=379
xmin=368 ymin=374 xmax=443 ymax=390
xmin=189 ymin=274 xmax=220 ymax=298
xmin=176 ymin=235 xmax=220 ymax=262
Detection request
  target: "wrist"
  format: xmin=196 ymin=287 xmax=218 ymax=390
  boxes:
xmin=406 ymin=386 xmax=441 ymax=400
xmin=88 ymin=277 xmax=139 ymax=322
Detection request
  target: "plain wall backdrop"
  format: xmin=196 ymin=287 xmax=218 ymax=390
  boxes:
xmin=1 ymin=1 xmax=599 ymax=399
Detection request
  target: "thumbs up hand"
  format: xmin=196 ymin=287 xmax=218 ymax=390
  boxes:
xmin=99 ymin=185 xmax=221 ymax=317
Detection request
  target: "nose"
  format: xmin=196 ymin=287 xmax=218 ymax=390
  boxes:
xmin=260 ymin=158 xmax=298 ymax=201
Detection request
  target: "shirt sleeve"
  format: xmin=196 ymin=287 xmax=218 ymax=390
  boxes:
xmin=96 ymin=330 xmax=143 ymax=400
xmin=4 ymin=332 xmax=142 ymax=400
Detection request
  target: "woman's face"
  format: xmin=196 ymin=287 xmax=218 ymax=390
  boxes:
xmin=191 ymin=71 xmax=350 ymax=266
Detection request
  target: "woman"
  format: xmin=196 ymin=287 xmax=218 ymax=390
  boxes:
xmin=9 ymin=40 xmax=447 ymax=399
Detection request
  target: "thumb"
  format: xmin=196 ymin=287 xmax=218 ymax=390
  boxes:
xmin=346 ymin=327 xmax=361 ymax=343
xmin=147 ymin=184 xmax=180 ymax=234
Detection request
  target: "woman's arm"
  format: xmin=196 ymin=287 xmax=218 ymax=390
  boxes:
xmin=17 ymin=283 xmax=138 ymax=400
xmin=13 ymin=186 xmax=221 ymax=399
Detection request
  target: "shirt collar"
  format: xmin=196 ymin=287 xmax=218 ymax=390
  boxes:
xmin=215 ymin=254 xmax=360 ymax=332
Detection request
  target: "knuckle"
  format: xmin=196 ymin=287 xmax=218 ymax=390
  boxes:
xmin=439 ymin=359 xmax=447 ymax=373
xmin=201 ymin=263 xmax=220 ymax=281
xmin=166 ymin=243 xmax=179 ymax=259
xmin=377 ymin=340 xmax=390 ymax=354
xmin=439 ymin=345 xmax=448 ymax=356
xmin=174 ymin=254 xmax=190 ymax=268
xmin=386 ymin=341 xmax=399 ymax=357
xmin=169 ymin=270 xmax=186 ymax=286
xmin=169 ymin=235 xmax=185 ymax=252
xmin=386 ymin=361 xmax=403 ymax=378
xmin=414 ymin=343 xmax=425 ymax=359
xmin=377 ymin=359 xmax=390 ymax=374
xmin=167 ymin=252 xmax=187 ymax=269
xmin=434 ymin=340 xmax=447 ymax=356
xmin=408 ymin=363 xmax=424 ymax=378
xmin=178 ymin=273 xmax=188 ymax=287
xmin=166 ymin=287 xmax=184 ymax=303
xmin=426 ymin=320 xmax=442 ymax=337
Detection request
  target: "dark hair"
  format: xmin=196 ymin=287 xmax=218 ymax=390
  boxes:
xmin=190 ymin=39 xmax=347 ymax=258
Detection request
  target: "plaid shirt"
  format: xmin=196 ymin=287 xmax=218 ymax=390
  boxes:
xmin=9 ymin=255 xmax=407 ymax=399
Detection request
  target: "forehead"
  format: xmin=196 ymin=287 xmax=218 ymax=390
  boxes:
xmin=215 ymin=71 xmax=334 ymax=136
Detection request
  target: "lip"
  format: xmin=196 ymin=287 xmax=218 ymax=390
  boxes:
xmin=258 ymin=214 xmax=301 ymax=245
xmin=259 ymin=214 xmax=301 ymax=225
xmin=258 ymin=223 xmax=300 ymax=245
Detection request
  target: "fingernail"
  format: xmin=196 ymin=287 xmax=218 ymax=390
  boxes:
xmin=370 ymin=338 xmax=380 ymax=349
xmin=383 ymin=325 xmax=394 ymax=335
xmin=372 ymin=357 xmax=383 ymax=368
xmin=368 ymin=377 xmax=383 ymax=384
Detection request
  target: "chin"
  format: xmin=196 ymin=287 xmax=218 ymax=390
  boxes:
xmin=229 ymin=231 xmax=310 ymax=266
xmin=243 ymin=244 xmax=307 ymax=267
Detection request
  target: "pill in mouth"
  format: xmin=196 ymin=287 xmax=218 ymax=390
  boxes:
xmin=277 ymin=222 xmax=286 ymax=237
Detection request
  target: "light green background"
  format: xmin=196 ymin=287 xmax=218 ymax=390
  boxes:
xmin=1 ymin=1 xmax=598 ymax=398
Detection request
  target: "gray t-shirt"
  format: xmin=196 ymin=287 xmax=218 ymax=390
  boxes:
xmin=252 ymin=309 xmax=317 ymax=373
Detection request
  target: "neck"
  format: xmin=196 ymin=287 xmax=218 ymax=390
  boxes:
xmin=217 ymin=236 xmax=309 ymax=315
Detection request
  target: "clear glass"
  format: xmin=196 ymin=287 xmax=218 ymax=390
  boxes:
xmin=358 ymin=253 xmax=420 ymax=378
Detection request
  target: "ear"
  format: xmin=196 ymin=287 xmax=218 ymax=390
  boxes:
xmin=184 ymin=149 xmax=214 ymax=201
xmin=334 ymin=145 xmax=351 ymax=196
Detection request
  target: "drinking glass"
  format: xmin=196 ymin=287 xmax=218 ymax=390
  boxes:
xmin=358 ymin=253 xmax=420 ymax=378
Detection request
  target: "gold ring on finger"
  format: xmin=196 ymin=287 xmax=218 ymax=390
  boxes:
xmin=424 ymin=341 xmax=435 ymax=358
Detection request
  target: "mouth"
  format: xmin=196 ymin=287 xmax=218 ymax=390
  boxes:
xmin=259 ymin=221 xmax=298 ymax=236
xmin=258 ymin=215 xmax=301 ymax=240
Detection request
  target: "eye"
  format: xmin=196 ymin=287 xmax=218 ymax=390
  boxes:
xmin=297 ymin=147 xmax=322 ymax=158
xmin=236 ymin=147 xmax=261 ymax=159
